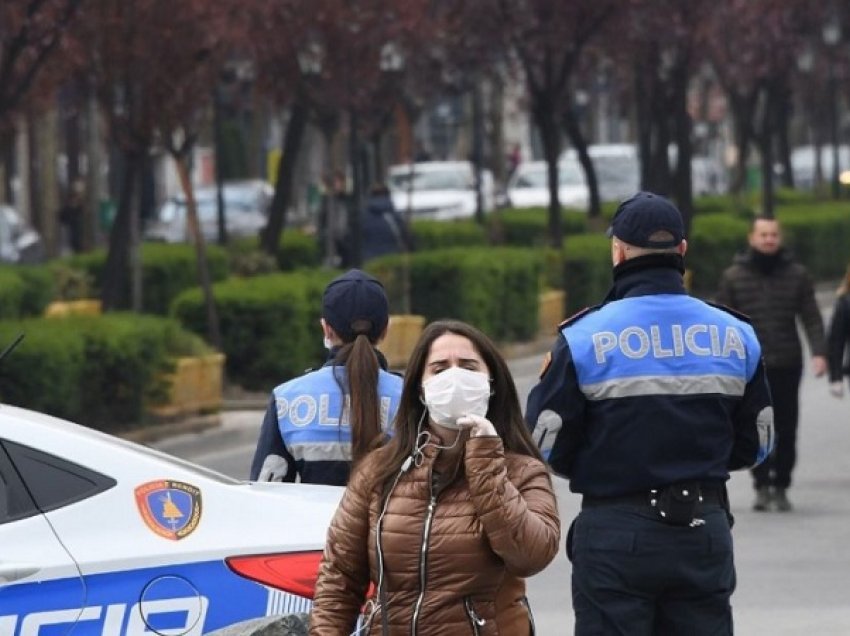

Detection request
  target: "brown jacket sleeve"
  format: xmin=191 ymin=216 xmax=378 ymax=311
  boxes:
xmin=464 ymin=436 xmax=561 ymax=577
xmin=310 ymin=468 xmax=373 ymax=634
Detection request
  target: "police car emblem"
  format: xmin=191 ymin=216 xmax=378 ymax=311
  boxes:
xmin=135 ymin=480 xmax=202 ymax=540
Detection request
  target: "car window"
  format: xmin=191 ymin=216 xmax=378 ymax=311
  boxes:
xmin=0 ymin=443 xmax=39 ymax=523
xmin=390 ymin=170 xmax=470 ymax=191
xmin=594 ymin=156 xmax=640 ymax=184
xmin=1 ymin=440 xmax=116 ymax=514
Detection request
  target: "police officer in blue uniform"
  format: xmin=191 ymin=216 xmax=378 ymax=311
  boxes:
xmin=250 ymin=269 xmax=403 ymax=485
xmin=526 ymin=192 xmax=774 ymax=635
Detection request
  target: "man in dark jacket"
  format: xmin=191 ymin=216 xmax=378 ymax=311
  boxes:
xmin=717 ymin=216 xmax=826 ymax=512
xmin=361 ymin=183 xmax=412 ymax=263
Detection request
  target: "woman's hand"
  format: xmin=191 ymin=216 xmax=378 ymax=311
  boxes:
xmin=457 ymin=414 xmax=498 ymax=438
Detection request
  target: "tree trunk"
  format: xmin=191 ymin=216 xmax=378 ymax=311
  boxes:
xmin=728 ymin=92 xmax=755 ymax=195
xmin=563 ymin=106 xmax=600 ymax=218
xmin=260 ymin=99 xmax=308 ymax=255
xmin=671 ymin=57 xmax=694 ymax=234
xmin=775 ymin=81 xmax=794 ymax=189
xmin=533 ymin=98 xmax=562 ymax=248
xmin=174 ymin=154 xmax=222 ymax=349
xmin=634 ymin=61 xmax=653 ymax=190
xmin=756 ymin=85 xmax=776 ymax=218
xmin=101 ymin=151 xmax=140 ymax=311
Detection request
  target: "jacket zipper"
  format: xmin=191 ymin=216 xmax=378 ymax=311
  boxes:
xmin=410 ymin=485 xmax=437 ymax=636
xmin=520 ymin=595 xmax=536 ymax=635
xmin=464 ymin=597 xmax=486 ymax=635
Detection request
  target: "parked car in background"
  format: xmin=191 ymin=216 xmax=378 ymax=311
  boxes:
xmin=561 ymin=144 xmax=641 ymax=204
xmin=505 ymin=160 xmax=589 ymax=209
xmin=0 ymin=403 xmax=342 ymax=633
xmin=562 ymin=144 xmax=728 ymax=202
xmin=145 ymin=179 xmax=273 ymax=243
xmin=781 ymin=145 xmax=850 ymax=190
xmin=0 ymin=205 xmax=44 ymax=264
xmin=387 ymin=161 xmax=495 ymax=220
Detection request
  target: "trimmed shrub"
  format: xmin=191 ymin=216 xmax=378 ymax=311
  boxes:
xmin=171 ymin=270 xmax=336 ymax=390
xmin=65 ymin=244 xmax=230 ymax=314
xmin=229 ymin=230 xmax=323 ymax=272
xmin=778 ymin=204 xmax=850 ymax=280
xmin=494 ymin=208 xmax=587 ymax=246
xmin=0 ymin=269 xmax=26 ymax=319
xmin=687 ymin=214 xmax=750 ymax=295
xmin=410 ymin=219 xmax=488 ymax=250
xmin=0 ymin=315 xmax=207 ymax=430
xmin=368 ymin=248 xmax=541 ymax=342
xmin=11 ymin=265 xmax=55 ymax=315
xmin=561 ymin=234 xmax=612 ymax=314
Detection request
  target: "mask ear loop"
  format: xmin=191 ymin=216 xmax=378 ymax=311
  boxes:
xmin=369 ymin=407 xmax=428 ymax=634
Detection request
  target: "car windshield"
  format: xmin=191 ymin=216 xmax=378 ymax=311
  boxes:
xmin=389 ymin=170 xmax=471 ymax=191
xmin=159 ymin=195 xmax=255 ymax=223
xmin=594 ymin=156 xmax=640 ymax=184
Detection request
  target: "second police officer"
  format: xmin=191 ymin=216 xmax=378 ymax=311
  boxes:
xmin=526 ymin=192 xmax=774 ymax=634
xmin=250 ymin=269 xmax=403 ymax=485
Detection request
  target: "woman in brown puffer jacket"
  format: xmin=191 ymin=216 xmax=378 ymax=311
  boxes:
xmin=310 ymin=320 xmax=561 ymax=636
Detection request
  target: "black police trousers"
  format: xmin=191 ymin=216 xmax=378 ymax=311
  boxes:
xmin=569 ymin=502 xmax=735 ymax=635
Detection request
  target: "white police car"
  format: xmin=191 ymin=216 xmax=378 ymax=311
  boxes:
xmin=0 ymin=404 xmax=343 ymax=634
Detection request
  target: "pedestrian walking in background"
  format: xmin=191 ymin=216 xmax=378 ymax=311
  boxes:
xmin=249 ymin=269 xmax=403 ymax=485
xmin=527 ymin=192 xmax=773 ymax=635
xmin=827 ymin=262 xmax=850 ymax=398
xmin=310 ymin=319 xmax=560 ymax=635
xmin=361 ymin=183 xmax=413 ymax=263
xmin=59 ymin=180 xmax=85 ymax=254
xmin=716 ymin=216 xmax=826 ymax=512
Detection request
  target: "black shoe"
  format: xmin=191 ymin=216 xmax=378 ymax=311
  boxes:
xmin=753 ymin=487 xmax=772 ymax=511
xmin=774 ymin=489 xmax=792 ymax=512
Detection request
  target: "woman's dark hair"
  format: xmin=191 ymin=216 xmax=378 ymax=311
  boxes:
xmin=369 ymin=319 xmax=544 ymax=491
xmin=332 ymin=320 xmax=384 ymax=469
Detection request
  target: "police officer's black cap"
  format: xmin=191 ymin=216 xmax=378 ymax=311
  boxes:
xmin=606 ymin=191 xmax=685 ymax=248
xmin=322 ymin=269 xmax=389 ymax=342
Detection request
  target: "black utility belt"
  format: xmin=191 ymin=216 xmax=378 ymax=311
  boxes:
xmin=582 ymin=482 xmax=726 ymax=527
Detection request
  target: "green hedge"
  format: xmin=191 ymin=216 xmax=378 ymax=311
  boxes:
xmin=777 ymin=204 xmax=850 ymax=281
xmin=171 ymin=270 xmax=336 ymax=390
xmin=687 ymin=214 xmax=750 ymax=295
xmin=65 ymin=244 xmax=230 ymax=314
xmin=493 ymin=208 xmax=588 ymax=246
xmin=561 ymin=234 xmax=612 ymax=314
xmin=0 ymin=269 xmax=26 ymax=319
xmin=229 ymin=230 xmax=323 ymax=273
xmin=368 ymin=247 xmax=542 ymax=342
xmin=410 ymin=219 xmax=488 ymax=250
xmin=0 ymin=315 xmax=208 ymax=430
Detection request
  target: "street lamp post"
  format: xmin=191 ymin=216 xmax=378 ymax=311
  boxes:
xmin=823 ymin=18 xmax=842 ymax=199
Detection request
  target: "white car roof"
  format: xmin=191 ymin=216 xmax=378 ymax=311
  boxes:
xmin=388 ymin=161 xmax=474 ymax=175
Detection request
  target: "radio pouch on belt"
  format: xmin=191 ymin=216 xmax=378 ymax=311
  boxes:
xmin=651 ymin=482 xmax=701 ymax=527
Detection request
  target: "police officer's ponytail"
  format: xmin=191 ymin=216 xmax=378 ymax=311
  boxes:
xmin=334 ymin=322 xmax=382 ymax=468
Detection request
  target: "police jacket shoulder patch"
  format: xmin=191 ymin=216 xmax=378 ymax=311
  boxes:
xmin=705 ymin=300 xmax=753 ymax=324
xmin=559 ymin=304 xmax=603 ymax=329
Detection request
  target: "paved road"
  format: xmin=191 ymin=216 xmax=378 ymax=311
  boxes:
xmin=154 ymin=285 xmax=850 ymax=634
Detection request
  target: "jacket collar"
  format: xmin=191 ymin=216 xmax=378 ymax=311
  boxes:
xmin=605 ymin=253 xmax=687 ymax=302
xmin=322 ymin=346 xmax=391 ymax=371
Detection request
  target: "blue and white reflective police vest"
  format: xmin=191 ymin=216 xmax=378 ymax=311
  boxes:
xmin=274 ymin=366 xmax=402 ymax=484
xmin=532 ymin=292 xmax=773 ymax=497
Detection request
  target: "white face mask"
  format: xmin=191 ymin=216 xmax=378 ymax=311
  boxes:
xmin=422 ymin=366 xmax=491 ymax=429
